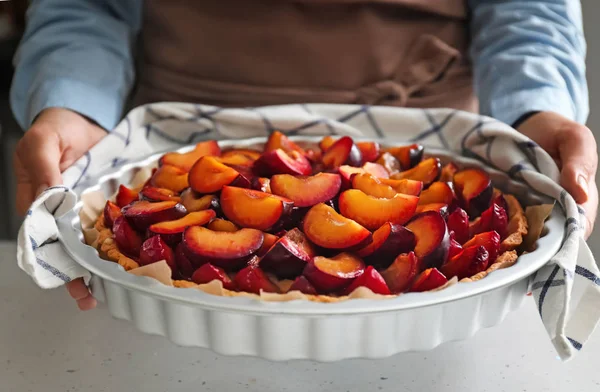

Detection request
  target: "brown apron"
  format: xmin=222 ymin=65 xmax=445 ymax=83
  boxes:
xmin=133 ymin=0 xmax=477 ymax=113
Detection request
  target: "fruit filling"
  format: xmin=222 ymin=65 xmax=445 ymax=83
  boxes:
xmin=91 ymin=136 xmax=529 ymax=300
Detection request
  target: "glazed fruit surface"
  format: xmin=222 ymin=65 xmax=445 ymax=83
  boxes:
xmin=98 ymin=135 xmax=526 ymax=297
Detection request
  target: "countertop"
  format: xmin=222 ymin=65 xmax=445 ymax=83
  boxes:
xmin=1 ymin=241 xmax=599 ymax=392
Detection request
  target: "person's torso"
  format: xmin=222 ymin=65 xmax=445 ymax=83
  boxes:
xmin=134 ymin=0 xmax=477 ymax=112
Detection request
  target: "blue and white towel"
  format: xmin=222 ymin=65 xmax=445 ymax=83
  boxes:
xmin=16 ymin=103 xmax=600 ymax=360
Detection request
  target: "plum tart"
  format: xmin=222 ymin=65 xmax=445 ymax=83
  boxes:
xmin=88 ymin=133 xmax=531 ymax=301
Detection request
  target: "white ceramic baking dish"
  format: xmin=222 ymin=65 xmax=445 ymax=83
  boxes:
xmin=56 ymin=137 xmax=565 ymax=361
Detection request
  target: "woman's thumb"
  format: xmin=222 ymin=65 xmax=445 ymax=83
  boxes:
xmin=558 ymin=126 xmax=597 ymax=204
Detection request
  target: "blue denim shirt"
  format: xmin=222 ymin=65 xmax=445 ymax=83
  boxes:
xmin=10 ymin=0 xmax=588 ymax=131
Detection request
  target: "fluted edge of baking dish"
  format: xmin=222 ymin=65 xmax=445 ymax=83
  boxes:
xmin=88 ymin=274 xmax=527 ymax=361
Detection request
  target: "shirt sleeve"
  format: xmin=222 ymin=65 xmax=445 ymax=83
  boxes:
xmin=468 ymin=0 xmax=588 ymax=126
xmin=10 ymin=0 xmax=142 ymax=131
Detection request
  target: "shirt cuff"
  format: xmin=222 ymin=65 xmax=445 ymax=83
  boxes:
xmin=511 ymin=111 xmax=541 ymax=129
xmin=22 ymin=78 xmax=125 ymax=131
xmin=488 ymin=86 xmax=576 ymax=127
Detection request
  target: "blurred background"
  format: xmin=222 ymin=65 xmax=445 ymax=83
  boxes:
xmin=0 ymin=0 xmax=24 ymax=239
xmin=0 ymin=1 xmax=598 ymax=257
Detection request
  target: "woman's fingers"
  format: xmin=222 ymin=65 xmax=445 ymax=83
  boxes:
xmin=14 ymin=108 xmax=107 ymax=216
xmin=66 ymin=279 xmax=97 ymax=311
xmin=557 ymin=124 xmax=598 ymax=205
xmin=516 ymin=112 xmax=598 ymax=237
xmin=77 ymin=295 xmax=98 ymax=311
xmin=554 ymin=123 xmax=597 ymax=238
xmin=66 ymin=278 xmax=90 ymax=300
xmin=14 ymin=127 xmax=63 ymax=215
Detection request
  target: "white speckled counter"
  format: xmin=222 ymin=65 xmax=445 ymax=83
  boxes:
xmin=1 ymin=241 xmax=599 ymax=392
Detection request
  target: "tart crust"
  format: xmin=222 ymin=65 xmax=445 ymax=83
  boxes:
xmin=88 ymin=188 xmax=530 ymax=302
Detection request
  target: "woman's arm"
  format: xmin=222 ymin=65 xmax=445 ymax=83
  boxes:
xmin=468 ymin=0 xmax=588 ymax=126
xmin=470 ymin=0 xmax=596 ymax=238
xmin=10 ymin=0 xmax=142 ymax=130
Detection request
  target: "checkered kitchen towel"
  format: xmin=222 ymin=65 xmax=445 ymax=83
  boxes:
xmin=16 ymin=103 xmax=600 ymax=360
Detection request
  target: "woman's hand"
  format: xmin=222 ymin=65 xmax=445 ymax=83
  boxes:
xmin=14 ymin=107 xmax=107 ymax=310
xmin=517 ymin=111 xmax=598 ymax=238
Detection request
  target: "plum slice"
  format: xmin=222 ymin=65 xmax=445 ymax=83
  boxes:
xmin=116 ymin=185 xmax=139 ymax=207
xmin=448 ymin=233 xmax=463 ymax=260
xmin=302 ymin=203 xmax=372 ymax=250
xmin=122 ymin=200 xmax=187 ymax=231
xmin=446 ymin=207 xmax=469 ymax=244
xmin=341 ymin=265 xmax=391 ymax=295
xmin=356 ymin=141 xmax=381 ymax=163
xmin=384 ymin=144 xmax=424 ymax=170
xmin=270 ymin=173 xmax=341 ymax=207
xmin=139 ymin=235 xmax=177 ymax=277
xmin=103 ymin=200 xmax=122 ymax=229
xmin=415 ymin=203 xmax=449 ymax=218
xmin=140 ymin=186 xmax=181 ymax=202
xmin=206 ymin=218 xmax=239 ymax=233
xmin=338 ymin=165 xmax=366 ymax=188
xmin=191 ymin=263 xmax=236 ymax=290
xmin=246 ymin=255 xmax=261 ymax=268
xmin=380 ymin=178 xmax=423 ymax=196
xmin=257 ymin=232 xmax=280 ymax=256
xmin=159 ymin=140 xmax=221 ymax=171
xmin=182 ymin=226 xmax=264 ymax=270
xmin=339 ymin=162 xmax=389 ymax=185
xmin=338 ymin=189 xmax=418 ymax=230
xmin=180 ymin=189 xmax=216 ymax=212
xmin=217 ymin=152 xmax=258 ymax=167
xmin=376 ymin=152 xmax=401 ymax=175
xmin=272 ymin=206 xmax=311 ymax=233
xmin=470 ymin=203 xmax=509 ymax=240
xmin=463 ymin=230 xmax=501 ymax=261
xmin=288 ymin=276 xmax=318 ymax=295
xmin=361 ymin=162 xmax=389 ymax=179
xmin=351 ymin=173 xmax=397 ymax=198
xmin=113 ymin=215 xmax=144 ymax=258
xmin=234 ymin=265 xmax=279 ymax=294
xmin=189 ymin=156 xmax=250 ymax=194
xmin=440 ymin=245 xmax=490 ymax=280
xmin=405 ymin=211 xmax=450 ymax=269
xmin=148 ymin=210 xmax=216 ymax=246
xmin=380 ymin=252 xmax=420 ymax=293
xmin=220 ymin=186 xmax=293 ymax=231
xmin=356 ymin=222 xmax=416 ymax=269
xmin=251 ymin=177 xmax=272 ymax=193
xmin=221 ymin=148 xmax=262 ymax=161
xmin=226 ymin=163 xmax=256 ymax=185
xmin=150 ymin=164 xmax=190 ymax=193
xmin=141 ymin=169 xmax=157 ymax=190
xmin=254 ymin=149 xmax=312 ymax=177
xmin=219 ymin=149 xmax=261 ymax=170
xmin=351 ymin=173 xmax=423 ymax=198
xmin=303 ymin=253 xmax=365 ymax=293
xmin=492 ymin=192 xmax=509 ymax=213
xmin=174 ymin=242 xmax=198 ymax=279
xmin=453 ymin=168 xmax=493 ymax=217
xmin=409 ymin=268 xmax=448 ymax=292
xmin=322 ymin=136 xmax=362 ymax=168
xmin=319 ymin=135 xmax=336 ymax=152
xmin=418 ymin=182 xmax=455 ymax=206
xmin=264 ymin=131 xmax=305 ymax=155
xmin=259 ymin=228 xmax=316 ymax=279
xmin=392 ymin=157 xmax=441 ymax=186
xmin=439 ymin=162 xmax=459 ymax=182
xmin=305 ymin=148 xmax=322 ymax=164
